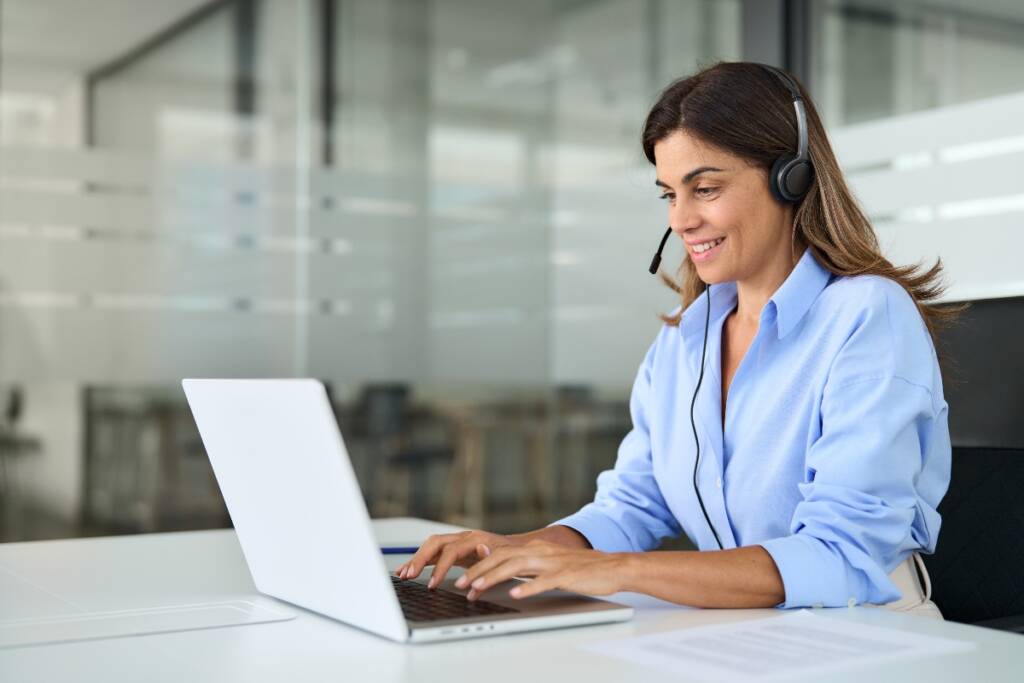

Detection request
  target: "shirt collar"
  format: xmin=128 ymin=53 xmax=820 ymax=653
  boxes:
xmin=679 ymin=278 xmax=737 ymax=346
xmin=679 ymin=247 xmax=833 ymax=343
xmin=770 ymin=247 xmax=833 ymax=338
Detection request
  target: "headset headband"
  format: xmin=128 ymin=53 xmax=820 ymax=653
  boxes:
xmin=757 ymin=64 xmax=809 ymax=163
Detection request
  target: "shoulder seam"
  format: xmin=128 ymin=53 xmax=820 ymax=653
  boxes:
xmin=830 ymin=373 xmax=934 ymax=397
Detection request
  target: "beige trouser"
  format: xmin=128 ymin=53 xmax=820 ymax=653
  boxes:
xmin=874 ymin=552 xmax=943 ymax=619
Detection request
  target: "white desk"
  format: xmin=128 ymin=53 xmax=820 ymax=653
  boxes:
xmin=1 ymin=519 xmax=1021 ymax=682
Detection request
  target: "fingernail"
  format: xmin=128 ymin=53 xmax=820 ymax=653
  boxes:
xmin=466 ymin=590 xmax=477 ymax=601
xmin=428 ymin=578 xmax=436 ymax=589
xmin=478 ymin=544 xmax=491 ymax=557
xmin=472 ymin=577 xmax=485 ymax=589
xmin=455 ymin=576 xmax=467 ymax=589
xmin=399 ymin=567 xmax=406 ymax=579
xmin=510 ymin=587 xmax=522 ymax=598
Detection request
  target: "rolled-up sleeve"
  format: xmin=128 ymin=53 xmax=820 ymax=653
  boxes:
xmin=550 ymin=341 xmax=681 ymax=553
xmin=760 ymin=373 xmax=944 ymax=608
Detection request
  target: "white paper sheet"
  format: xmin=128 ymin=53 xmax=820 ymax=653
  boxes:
xmin=582 ymin=609 xmax=975 ymax=681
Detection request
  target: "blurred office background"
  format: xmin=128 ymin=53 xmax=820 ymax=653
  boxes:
xmin=1 ymin=0 xmax=1022 ymax=543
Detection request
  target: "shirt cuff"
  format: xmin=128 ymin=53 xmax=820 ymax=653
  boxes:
xmin=760 ymin=534 xmax=855 ymax=609
xmin=548 ymin=505 xmax=636 ymax=553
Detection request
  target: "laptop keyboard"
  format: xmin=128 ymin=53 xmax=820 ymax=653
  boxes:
xmin=390 ymin=575 xmax=520 ymax=622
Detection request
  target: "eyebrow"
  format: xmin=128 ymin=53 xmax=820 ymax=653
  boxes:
xmin=655 ymin=166 xmax=726 ymax=188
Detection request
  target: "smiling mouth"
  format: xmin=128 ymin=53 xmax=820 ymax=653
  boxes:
xmin=691 ymin=237 xmax=725 ymax=254
xmin=689 ymin=236 xmax=726 ymax=263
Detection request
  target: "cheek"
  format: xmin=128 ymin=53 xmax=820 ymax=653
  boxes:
xmin=709 ymin=196 xmax=774 ymax=251
xmin=704 ymin=202 xmax=744 ymax=247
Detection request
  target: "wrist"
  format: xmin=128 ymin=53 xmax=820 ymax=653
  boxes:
xmin=506 ymin=530 xmax=538 ymax=546
xmin=509 ymin=525 xmax=590 ymax=549
xmin=611 ymin=552 xmax=642 ymax=593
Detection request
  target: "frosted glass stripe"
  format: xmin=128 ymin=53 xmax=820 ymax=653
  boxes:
xmin=875 ymin=212 xmax=1024 ymax=303
xmin=847 ymin=153 xmax=1024 ymax=217
xmin=829 ymin=92 xmax=1024 ymax=302
xmin=0 ymin=293 xmax=354 ymax=315
xmin=833 ymin=90 xmax=1024 ymax=168
xmin=0 ymin=147 xmax=426 ymax=198
xmin=0 ymin=188 xmax=417 ymax=237
xmin=0 ymin=147 xmax=155 ymax=187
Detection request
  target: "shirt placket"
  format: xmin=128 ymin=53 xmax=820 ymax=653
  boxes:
xmin=691 ymin=313 xmax=738 ymax=551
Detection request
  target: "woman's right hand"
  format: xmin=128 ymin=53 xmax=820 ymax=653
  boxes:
xmin=396 ymin=530 xmax=521 ymax=590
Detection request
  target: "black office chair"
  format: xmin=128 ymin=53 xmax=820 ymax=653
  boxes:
xmin=923 ymin=297 xmax=1024 ymax=633
xmin=925 ymin=446 xmax=1024 ymax=631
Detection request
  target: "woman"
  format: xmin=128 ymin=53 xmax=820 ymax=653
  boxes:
xmin=396 ymin=62 xmax=955 ymax=614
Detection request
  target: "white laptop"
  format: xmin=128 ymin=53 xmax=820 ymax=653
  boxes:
xmin=181 ymin=378 xmax=633 ymax=643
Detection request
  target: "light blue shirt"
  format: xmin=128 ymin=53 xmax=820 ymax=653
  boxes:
xmin=553 ymin=248 xmax=951 ymax=608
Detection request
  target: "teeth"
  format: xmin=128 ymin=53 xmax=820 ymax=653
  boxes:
xmin=693 ymin=237 xmax=724 ymax=253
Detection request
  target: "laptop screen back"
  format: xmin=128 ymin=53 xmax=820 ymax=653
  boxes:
xmin=182 ymin=378 xmax=407 ymax=641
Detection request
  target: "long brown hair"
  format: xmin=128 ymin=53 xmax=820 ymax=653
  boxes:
xmin=641 ymin=61 xmax=963 ymax=350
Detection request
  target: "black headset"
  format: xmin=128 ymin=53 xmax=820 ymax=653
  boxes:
xmin=647 ymin=64 xmax=814 ymax=550
xmin=761 ymin=64 xmax=814 ymax=204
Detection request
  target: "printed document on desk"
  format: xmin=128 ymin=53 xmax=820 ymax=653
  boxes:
xmin=582 ymin=609 xmax=975 ymax=682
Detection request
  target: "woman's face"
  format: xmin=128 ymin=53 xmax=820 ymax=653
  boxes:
xmin=654 ymin=130 xmax=794 ymax=287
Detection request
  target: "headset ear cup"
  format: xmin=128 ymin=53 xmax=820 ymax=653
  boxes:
xmin=784 ymin=160 xmax=813 ymax=200
xmin=770 ymin=155 xmax=814 ymax=203
xmin=769 ymin=155 xmax=794 ymax=203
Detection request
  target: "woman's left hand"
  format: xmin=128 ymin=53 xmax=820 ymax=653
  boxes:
xmin=452 ymin=540 xmax=629 ymax=601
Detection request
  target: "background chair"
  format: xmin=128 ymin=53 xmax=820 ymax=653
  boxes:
xmin=348 ymin=384 xmax=455 ymax=521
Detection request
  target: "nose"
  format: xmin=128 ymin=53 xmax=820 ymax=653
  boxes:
xmin=669 ymin=201 xmax=701 ymax=236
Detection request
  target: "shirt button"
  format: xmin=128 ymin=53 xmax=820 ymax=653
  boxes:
xmin=716 ymin=478 xmax=723 ymax=488
xmin=847 ymin=597 xmax=857 ymax=608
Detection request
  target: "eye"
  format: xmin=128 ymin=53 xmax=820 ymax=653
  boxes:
xmin=658 ymin=192 xmax=675 ymax=202
xmin=695 ymin=186 xmax=718 ymax=197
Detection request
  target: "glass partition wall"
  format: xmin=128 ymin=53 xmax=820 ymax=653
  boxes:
xmin=5 ymin=0 xmax=1023 ymax=544
xmin=813 ymin=0 xmax=1024 ymax=303
xmin=0 ymin=0 xmax=740 ymax=541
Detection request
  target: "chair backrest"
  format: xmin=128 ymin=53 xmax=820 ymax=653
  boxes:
xmin=939 ymin=296 xmax=1024 ymax=448
xmin=924 ymin=297 xmax=1024 ymax=625
xmin=924 ymin=446 xmax=1024 ymax=623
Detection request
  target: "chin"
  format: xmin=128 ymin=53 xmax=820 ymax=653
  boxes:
xmin=693 ymin=264 xmax=732 ymax=286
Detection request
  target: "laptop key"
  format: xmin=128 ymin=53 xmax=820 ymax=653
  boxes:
xmin=390 ymin=575 xmax=520 ymax=622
